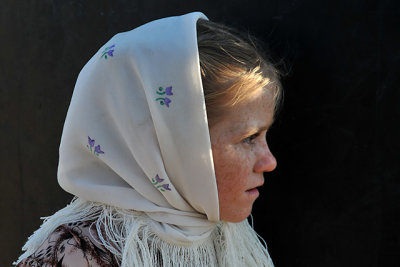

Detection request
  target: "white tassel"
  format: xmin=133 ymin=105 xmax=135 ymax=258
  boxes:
xmin=14 ymin=198 xmax=274 ymax=267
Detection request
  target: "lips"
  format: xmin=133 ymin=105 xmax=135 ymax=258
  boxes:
xmin=245 ymin=180 xmax=264 ymax=197
xmin=246 ymin=187 xmax=260 ymax=197
xmin=247 ymin=181 xmax=264 ymax=192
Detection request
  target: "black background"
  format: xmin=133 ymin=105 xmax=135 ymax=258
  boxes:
xmin=1 ymin=0 xmax=399 ymax=266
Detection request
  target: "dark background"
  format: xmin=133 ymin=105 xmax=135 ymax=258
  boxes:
xmin=1 ymin=0 xmax=399 ymax=266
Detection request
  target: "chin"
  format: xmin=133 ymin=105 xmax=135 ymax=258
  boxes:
xmin=220 ymin=207 xmax=253 ymax=223
xmin=224 ymin=217 xmax=248 ymax=223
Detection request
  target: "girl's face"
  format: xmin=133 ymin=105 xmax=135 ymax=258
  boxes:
xmin=210 ymin=90 xmax=277 ymax=223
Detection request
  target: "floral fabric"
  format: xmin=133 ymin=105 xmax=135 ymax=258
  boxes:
xmin=17 ymin=221 xmax=118 ymax=267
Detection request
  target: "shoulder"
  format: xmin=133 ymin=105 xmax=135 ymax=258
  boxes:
xmin=16 ymin=221 xmax=118 ymax=267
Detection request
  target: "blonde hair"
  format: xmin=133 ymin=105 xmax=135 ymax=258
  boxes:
xmin=197 ymin=19 xmax=282 ymax=126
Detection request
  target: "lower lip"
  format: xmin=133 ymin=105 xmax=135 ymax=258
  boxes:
xmin=246 ymin=188 xmax=259 ymax=197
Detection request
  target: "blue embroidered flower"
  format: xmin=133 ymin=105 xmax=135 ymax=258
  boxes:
xmin=101 ymin=44 xmax=115 ymax=59
xmin=164 ymin=97 xmax=172 ymax=107
xmin=94 ymin=145 xmax=104 ymax=155
xmin=88 ymin=136 xmax=95 ymax=149
xmin=155 ymin=174 xmax=164 ymax=183
xmin=165 ymin=86 xmax=173 ymax=96
xmin=161 ymin=184 xmax=171 ymax=191
xmin=156 ymin=86 xmax=173 ymax=108
xmin=152 ymin=174 xmax=171 ymax=192
xmin=86 ymin=136 xmax=105 ymax=156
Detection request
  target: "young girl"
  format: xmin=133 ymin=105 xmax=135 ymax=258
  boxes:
xmin=15 ymin=12 xmax=281 ymax=266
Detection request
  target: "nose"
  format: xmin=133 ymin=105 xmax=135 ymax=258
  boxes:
xmin=253 ymin=141 xmax=277 ymax=173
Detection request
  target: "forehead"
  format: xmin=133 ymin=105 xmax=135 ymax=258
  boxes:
xmin=236 ymin=92 xmax=273 ymax=123
xmin=214 ymin=89 xmax=275 ymax=134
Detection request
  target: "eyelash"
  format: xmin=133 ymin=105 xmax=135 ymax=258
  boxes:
xmin=242 ymin=133 xmax=260 ymax=145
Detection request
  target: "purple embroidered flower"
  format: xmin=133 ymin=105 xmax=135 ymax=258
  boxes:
xmin=87 ymin=136 xmax=105 ymax=156
xmin=164 ymin=97 xmax=171 ymax=108
xmin=165 ymin=86 xmax=173 ymax=96
xmin=155 ymin=86 xmax=173 ymax=108
xmin=88 ymin=136 xmax=95 ymax=148
xmin=155 ymin=174 xmax=164 ymax=183
xmin=161 ymin=184 xmax=171 ymax=191
xmin=94 ymin=145 xmax=104 ymax=155
xmin=152 ymin=174 xmax=172 ymax=192
xmin=155 ymin=97 xmax=172 ymax=108
xmin=101 ymin=44 xmax=115 ymax=59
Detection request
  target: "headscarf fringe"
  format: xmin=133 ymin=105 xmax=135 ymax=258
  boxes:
xmin=15 ymin=198 xmax=274 ymax=267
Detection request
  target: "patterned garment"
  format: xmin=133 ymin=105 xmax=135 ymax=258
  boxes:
xmin=17 ymin=221 xmax=119 ymax=266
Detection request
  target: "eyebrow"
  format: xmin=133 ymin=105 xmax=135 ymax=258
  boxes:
xmin=241 ymin=120 xmax=275 ymax=137
xmin=257 ymin=118 xmax=275 ymax=132
xmin=248 ymin=125 xmax=269 ymax=135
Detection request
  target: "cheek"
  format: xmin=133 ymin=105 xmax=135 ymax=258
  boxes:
xmin=213 ymin=146 xmax=252 ymax=200
xmin=212 ymin=145 xmax=257 ymax=222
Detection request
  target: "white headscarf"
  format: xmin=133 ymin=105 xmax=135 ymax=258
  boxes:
xmin=16 ymin=12 xmax=274 ymax=267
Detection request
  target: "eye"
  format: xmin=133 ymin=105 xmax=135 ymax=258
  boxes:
xmin=242 ymin=133 xmax=260 ymax=145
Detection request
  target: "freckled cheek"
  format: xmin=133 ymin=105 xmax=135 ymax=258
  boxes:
xmin=214 ymin=150 xmax=253 ymax=197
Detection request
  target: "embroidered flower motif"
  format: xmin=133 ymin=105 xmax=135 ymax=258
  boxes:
xmin=155 ymin=174 xmax=164 ymax=183
xmin=101 ymin=44 xmax=115 ymax=59
xmin=152 ymin=174 xmax=171 ymax=192
xmin=163 ymin=97 xmax=172 ymax=107
xmin=94 ymin=145 xmax=104 ymax=155
xmin=165 ymin=86 xmax=173 ymax=96
xmin=161 ymin=184 xmax=171 ymax=191
xmin=155 ymin=86 xmax=173 ymax=108
xmin=88 ymin=136 xmax=95 ymax=148
xmin=86 ymin=136 xmax=105 ymax=156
